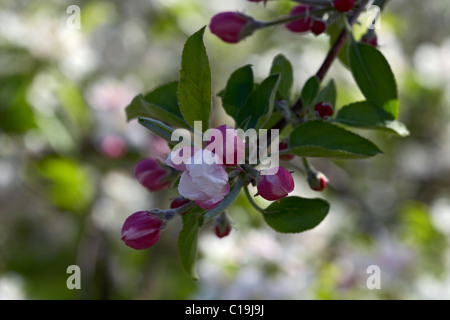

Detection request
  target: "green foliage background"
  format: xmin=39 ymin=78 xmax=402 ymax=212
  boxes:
xmin=1 ymin=0 xmax=450 ymax=299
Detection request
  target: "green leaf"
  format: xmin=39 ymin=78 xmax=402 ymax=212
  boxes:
xmin=334 ymin=101 xmax=409 ymax=137
xmin=236 ymin=73 xmax=280 ymax=130
xmin=263 ymin=196 xmax=329 ymax=233
xmin=137 ymin=117 xmax=176 ymax=144
xmin=126 ymin=82 xmax=189 ymax=129
xmin=313 ymin=79 xmax=337 ymax=108
xmin=301 ymin=76 xmax=320 ymax=107
xmin=269 ymin=54 xmax=293 ymax=101
xmin=178 ymin=207 xmax=203 ymax=280
xmin=178 ymin=27 xmax=211 ymax=131
xmin=221 ymin=65 xmax=254 ymax=121
xmin=348 ymin=41 xmax=398 ymax=118
xmin=288 ymin=120 xmax=382 ymax=158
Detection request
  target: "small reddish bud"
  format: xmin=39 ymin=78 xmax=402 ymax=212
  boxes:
xmin=170 ymin=196 xmax=190 ymax=215
xmin=256 ymin=167 xmax=295 ymax=201
xmin=134 ymin=158 xmax=171 ymax=192
xmin=121 ymin=211 xmax=163 ymax=250
xmin=311 ymin=19 xmax=326 ymax=36
xmin=279 ymin=141 xmax=295 ymax=161
xmin=361 ymin=33 xmax=378 ymax=47
xmin=285 ymin=5 xmax=313 ymax=33
xmin=314 ymin=101 xmax=334 ymax=119
xmin=333 ymin=0 xmax=355 ymax=13
xmin=209 ymin=12 xmax=254 ymax=44
xmin=307 ymin=171 xmax=328 ymax=191
xmin=214 ymin=212 xmax=232 ymax=238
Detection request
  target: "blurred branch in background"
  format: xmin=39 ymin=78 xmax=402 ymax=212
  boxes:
xmin=1 ymin=0 xmax=450 ymax=299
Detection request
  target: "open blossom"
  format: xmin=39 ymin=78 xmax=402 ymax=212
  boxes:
xmin=167 ymin=149 xmax=230 ymax=210
xmin=205 ymin=124 xmax=245 ymax=166
xmin=257 ymin=166 xmax=295 ymax=201
xmin=121 ymin=211 xmax=163 ymax=250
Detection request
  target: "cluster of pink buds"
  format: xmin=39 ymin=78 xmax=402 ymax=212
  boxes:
xmin=285 ymin=5 xmax=327 ymax=36
xmin=120 ymin=123 xmax=302 ymax=249
xmin=209 ymin=0 xmax=359 ymax=44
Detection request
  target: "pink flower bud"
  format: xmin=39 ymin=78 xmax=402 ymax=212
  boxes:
xmin=205 ymin=125 xmax=245 ymax=166
xmin=256 ymin=166 xmax=295 ymax=201
xmin=279 ymin=141 xmax=295 ymax=161
xmin=209 ymin=12 xmax=253 ymax=43
xmin=170 ymin=196 xmax=190 ymax=215
xmin=314 ymin=101 xmax=334 ymax=119
xmin=333 ymin=0 xmax=355 ymax=13
xmin=134 ymin=158 xmax=171 ymax=192
xmin=285 ymin=5 xmax=313 ymax=33
xmin=307 ymin=170 xmax=328 ymax=191
xmin=121 ymin=211 xmax=163 ymax=250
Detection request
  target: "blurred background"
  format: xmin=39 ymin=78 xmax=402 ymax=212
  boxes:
xmin=1 ymin=0 xmax=450 ymax=299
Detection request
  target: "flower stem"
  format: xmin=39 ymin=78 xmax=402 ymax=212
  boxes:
xmin=257 ymin=7 xmax=332 ymax=29
xmin=243 ymin=185 xmax=267 ymax=214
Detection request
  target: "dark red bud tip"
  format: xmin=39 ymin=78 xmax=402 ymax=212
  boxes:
xmin=215 ymin=225 xmax=231 ymax=238
xmin=334 ymin=0 xmax=355 ymax=13
xmin=311 ymin=19 xmax=326 ymax=36
xmin=279 ymin=141 xmax=295 ymax=161
xmin=170 ymin=196 xmax=190 ymax=215
xmin=121 ymin=211 xmax=163 ymax=250
xmin=307 ymin=171 xmax=328 ymax=191
xmin=314 ymin=101 xmax=334 ymax=119
xmin=285 ymin=5 xmax=313 ymax=33
xmin=209 ymin=12 xmax=250 ymax=44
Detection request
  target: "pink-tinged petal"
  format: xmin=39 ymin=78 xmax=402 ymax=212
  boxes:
xmin=165 ymin=147 xmax=200 ymax=171
xmin=178 ymin=171 xmax=208 ymax=201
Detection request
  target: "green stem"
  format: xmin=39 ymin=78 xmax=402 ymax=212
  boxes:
xmin=302 ymin=157 xmax=311 ymax=170
xmin=257 ymin=8 xmax=332 ymax=29
xmin=243 ymin=185 xmax=267 ymax=214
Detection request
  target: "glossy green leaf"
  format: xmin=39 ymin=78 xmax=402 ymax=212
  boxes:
xmin=313 ymin=79 xmax=337 ymax=108
xmin=126 ymin=82 xmax=188 ymax=129
xmin=178 ymin=27 xmax=211 ymax=131
xmin=263 ymin=196 xmax=329 ymax=233
xmin=301 ymin=75 xmax=320 ymax=107
xmin=221 ymin=65 xmax=254 ymax=120
xmin=348 ymin=41 xmax=398 ymax=118
xmin=236 ymin=73 xmax=280 ymax=130
xmin=334 ymin=101 xmax=409 ymax=136
xmin=270 ymin=54 xmax=293 ymax=101
xmin=288 ymin=120 xmax=382 ymax=158
xmin=178 ymin=207 xmax=203 ymax=280
xmin=137 ymin=117 xmax=177 ymax=144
